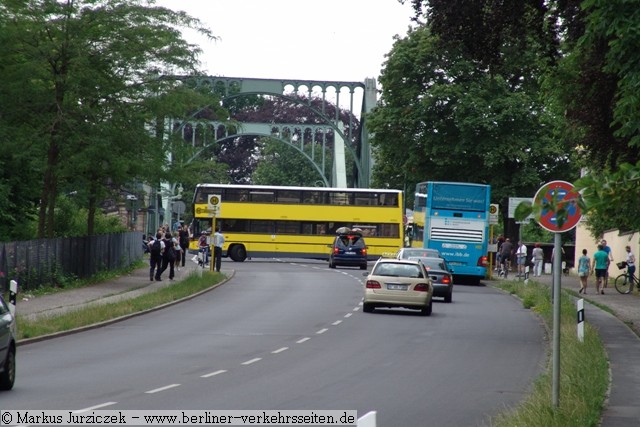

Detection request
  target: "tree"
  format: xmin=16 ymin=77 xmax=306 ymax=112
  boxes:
xmin=0 ymin=0 xmax=215 ymax=237
xmin=367 ymin=25 xmax=575 ymax=230
xmin=252 ymin=137 xmax=328 ymax=186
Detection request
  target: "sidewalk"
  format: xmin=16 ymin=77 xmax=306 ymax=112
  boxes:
xmin=491 ymin=270 xmax=640 ymax=427
xmin=15 ymin=258 xmax=212 ymax=322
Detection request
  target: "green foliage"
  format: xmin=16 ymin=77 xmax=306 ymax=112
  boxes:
xmin=575 ymin=161 xmax=640 ymax=237
xmin=368 ymin=25 xmax=575 ymax=212
xmin=0 ymin=0 xmax=217 ymax=238
xmin=252 ymin=138 xmax=328 ymax=186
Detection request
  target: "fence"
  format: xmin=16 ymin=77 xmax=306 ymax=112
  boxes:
xmin=0 ymin=232 xmax=144 ymax=292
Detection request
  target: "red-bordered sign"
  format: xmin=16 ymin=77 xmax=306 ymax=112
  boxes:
xmin=533 ymin=180 xmax=582 ymax=233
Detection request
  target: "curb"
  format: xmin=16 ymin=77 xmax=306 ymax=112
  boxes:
xmin=17 ymin=270 xmax=235 ymax=346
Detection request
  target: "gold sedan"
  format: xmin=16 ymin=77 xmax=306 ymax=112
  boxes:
xmin=363 ymin=258 xmax=434 ymax=316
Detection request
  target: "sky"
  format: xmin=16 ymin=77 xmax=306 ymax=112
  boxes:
xmin=154 ymin=0 xmax=416 ymax=84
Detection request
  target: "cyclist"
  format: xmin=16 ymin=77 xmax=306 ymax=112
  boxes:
xmin=626 ymin=245 xmax=636 ymax=284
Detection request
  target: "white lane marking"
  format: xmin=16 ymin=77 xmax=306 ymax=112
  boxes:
xmin=201 ymin=369 xmax=227 ymax=378
xmin=272 ymin=347 xmax=289 ymax=354
xmin=316 ymin=328 xmax=328 ymax=334
xmin=73 ymin=402 xmax=117 ymax=413
xmin=332 ymin=320 xmax=342 ymax=326
xmin=344 ymin=313 xmax=353 ymax=318
xmin=297 ymin=337 xmax=310 ymax=343
xmin=145 ymin=384 xmax=180 ymax=394
xmin=242 ymin=358 xmax=262 ymax=365
xmin=353 ymin=306 xmax=360 ymax=312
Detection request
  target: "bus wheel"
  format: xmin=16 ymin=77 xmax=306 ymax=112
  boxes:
xmin=229 ymin=245 xmax=247 ymax=262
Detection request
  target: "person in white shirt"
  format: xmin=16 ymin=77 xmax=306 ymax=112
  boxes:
xmin=213 ymin=227 xmax=225 ymax=273
xmin=626 ymin=246 xmax=636 ymax=286
xmin=515 ymin=241 xmax=528 ymax=279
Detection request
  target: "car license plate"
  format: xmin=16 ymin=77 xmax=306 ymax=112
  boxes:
xmin=387 ymin=284 xmax=408 ymax=290
xmin=345 ymin=251 xmax=356 ymax=255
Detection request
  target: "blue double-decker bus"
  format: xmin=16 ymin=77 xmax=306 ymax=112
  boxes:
xmin=413 ymin=181 xmax=491 ymax=285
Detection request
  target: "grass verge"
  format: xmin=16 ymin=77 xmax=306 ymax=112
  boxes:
xmin=16 ymin=271 xmax=224 ymax=340
xmin=491 ymin=280 xmax=608 ymax=427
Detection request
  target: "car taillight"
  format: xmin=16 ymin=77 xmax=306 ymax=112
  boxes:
xmin=362 ymin=248 xmax=367 ymax=256
xmin=442 ymin=275 xmax=451 ymax=285
xmin=414 ymin=283 xmax=430 ymax=292
xmin=333 ymin=247 xmax=340 ymax=255
xmin=478 ymin=256 xmax=488 ymax=267
xmin=366 ymin=280 xmax=381 ymax=289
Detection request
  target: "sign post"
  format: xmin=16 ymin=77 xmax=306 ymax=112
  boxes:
xmin=488 ymin=204 xmax=499 ymax=279
xmin=533 ymin=180 xmax=582 ymax=409
xmin=207 ymin=195 xmax=222 ymax=272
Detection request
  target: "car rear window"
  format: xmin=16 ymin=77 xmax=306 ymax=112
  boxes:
xmin=336 ymin=235 xmax=365 ymax=248
xmin=374 ymin=263 xmax=423 ymax=278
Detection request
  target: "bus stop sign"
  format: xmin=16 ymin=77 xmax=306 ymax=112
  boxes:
xmin=533 ymin=180 xmax=582 ymax=233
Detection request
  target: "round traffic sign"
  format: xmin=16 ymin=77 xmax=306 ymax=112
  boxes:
xmin=489 ymin=204 xmax=498 ymax=215
xmin=533 ymin=180 xmax=582 ymax=233
xmin=209 ymin=195 xmax=220 ymax=206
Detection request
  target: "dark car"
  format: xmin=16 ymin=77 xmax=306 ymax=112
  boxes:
xmin=328 ymin=231 xmax=368 ymax=270
xmin=409 ymin=256 xmax=454 ymax=303
xmin=0 ymin=295 xmax=16 ymax=390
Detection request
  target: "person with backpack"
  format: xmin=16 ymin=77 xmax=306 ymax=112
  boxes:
xmin=148 ymin=232 xmax=165 ymax=281
xmin=159 ymin=232 xmax=177 ymax=280
xmin=179 ymin=224 xmax=190 ymax=267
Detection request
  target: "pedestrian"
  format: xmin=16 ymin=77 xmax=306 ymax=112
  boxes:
xmin=625 ymin=246 xmax=636 ymax=288
xmin=179 ymin=224 xmax=190 ymax=267
xmin=495 ymin=234 xmax=505 ymax=271
xmin=160 ymin=232 xmax=177 ymax=280
xmin=515 ymin=240 xmax=528 ymax=279
xmin=500 ymin=238 xmax=513 ymax=278
xmin=577 ymin=249 xmax=591 ymax=294
xmin=592 ymin=244 xmax=609 ymax=295
xmin=173 ymin=233 xmax=182 ymax=272
xmin=601 ymin=239 xmax=613 ymax=288
xmin=532 ymin=243 xmax=544 ymax=277
xmin=198 ymin=231 xmax=210 ymax=266
xmin=213 ymin=226 xmax=225 ymax=272
xmin=148 ymin=232 xmax=165 ymax=281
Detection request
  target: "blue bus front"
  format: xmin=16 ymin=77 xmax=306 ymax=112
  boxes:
xmin=423 ymin=182 xmax=490 ymax=284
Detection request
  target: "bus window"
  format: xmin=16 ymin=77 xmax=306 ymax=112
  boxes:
xmin=276 ymin=190 xmax=302 ymax=204
xmin=250 ymin=191 xmax=274 ymax=203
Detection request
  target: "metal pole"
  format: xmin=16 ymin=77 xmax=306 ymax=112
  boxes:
xmin=552 ymin=232 xmax=562 ymax=407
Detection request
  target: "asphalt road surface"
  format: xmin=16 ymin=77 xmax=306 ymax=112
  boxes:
xmin=5 ymin=259 xmax=545 ymax=426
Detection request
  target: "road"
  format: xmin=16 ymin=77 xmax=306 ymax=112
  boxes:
xmin=5 ymin=260 xmax=545 ymax=426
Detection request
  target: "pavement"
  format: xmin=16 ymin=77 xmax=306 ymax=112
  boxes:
xmin=11 ymin=260 xmax=640 ymax=426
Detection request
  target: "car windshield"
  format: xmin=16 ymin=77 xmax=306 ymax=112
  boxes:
xmin=421 ymin=259 xmax=447 ymax=271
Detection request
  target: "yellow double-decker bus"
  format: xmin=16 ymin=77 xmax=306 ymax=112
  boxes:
xmin=190 ymin=184 xmax=404 ymax=262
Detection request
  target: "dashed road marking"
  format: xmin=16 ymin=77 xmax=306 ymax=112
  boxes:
xmin=242 ymin=358 xmax=262 ymax=365
xmin=73 ymin=402 xmax=117 ymax=413
xmin=316 ymin=328 xmax=329 ymax=334
xmin=297 ymin=337 xmax=310 ymax=343
xmin=272 ymin=347 xmax=289 ymax=354
xmin=201 ymin=369 xmax=227 ymax=378
xmin=145 ymin=384 xmax=180 ymax=394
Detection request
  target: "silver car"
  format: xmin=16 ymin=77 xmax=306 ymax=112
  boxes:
xmin=395 ymin=247 xmax=441 ymax=260
xmin=0 ymin=295 xmax=16 ymax=390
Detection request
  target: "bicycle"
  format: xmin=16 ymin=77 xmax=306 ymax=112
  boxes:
xmin=614 ymin=261 xmax=640 ymax=294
